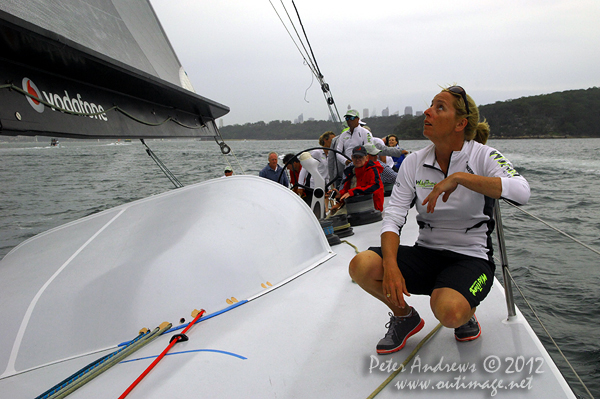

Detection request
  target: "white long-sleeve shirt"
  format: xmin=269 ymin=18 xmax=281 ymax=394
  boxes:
xmin=382 ymin=140 xmax=530 ymax=260
xmin=334 ymin=126 xmax=377 ymax=164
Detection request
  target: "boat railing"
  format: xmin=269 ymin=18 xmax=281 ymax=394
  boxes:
xmin=493 ymin=199 xmax=516 ymax=318
xmin=494 ymin=199 xmax=596 ymax=399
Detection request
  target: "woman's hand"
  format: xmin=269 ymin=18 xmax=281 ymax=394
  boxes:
xmin=422 ymin=174 xmax=458 ymax=213
xmin=382 ymin=259 xmax=410 ymax=309
xmin=422 ymin=173 xmax=502 ymax=213
xmin=380 ymin=232 xmax=409 ymax=308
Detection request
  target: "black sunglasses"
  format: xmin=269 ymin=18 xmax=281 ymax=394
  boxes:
xmin=447 ymin=86 xmax=470 ymax=116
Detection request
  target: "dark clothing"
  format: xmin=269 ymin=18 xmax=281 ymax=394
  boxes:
xmin=368 ymin=245 xmax=495 ymax=308
xmin=259 ymin=164 xmax=289 ymax=187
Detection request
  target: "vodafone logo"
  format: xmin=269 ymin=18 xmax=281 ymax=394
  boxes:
xmin=22 ymin=77 xmax=44 ymax=113
xmin=21 ymin=77 xmax=108 ymax=121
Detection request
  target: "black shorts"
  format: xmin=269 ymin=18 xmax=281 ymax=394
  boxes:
xmin=368 ymin=245 xmax=495 ymax=308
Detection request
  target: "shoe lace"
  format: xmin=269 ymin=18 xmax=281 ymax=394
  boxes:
xmin=456 ymin=316 xmax=477 ymax=331
xmin=383 ymin=312 xmax=403 ymax=338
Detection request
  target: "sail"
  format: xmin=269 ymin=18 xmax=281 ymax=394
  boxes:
xmin=0 ymin=0 xmax=229 ymax=139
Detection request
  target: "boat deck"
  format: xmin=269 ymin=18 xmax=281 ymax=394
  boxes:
xmin=0 ymin=177 xmax=576 ymax=398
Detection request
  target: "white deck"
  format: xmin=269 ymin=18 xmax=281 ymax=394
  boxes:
xmin=0 ymin=176 xmax=575 ymax=398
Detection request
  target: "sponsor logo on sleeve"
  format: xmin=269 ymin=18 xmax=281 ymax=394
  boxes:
xmin=489 ymin=150 xmax=519 ymax=176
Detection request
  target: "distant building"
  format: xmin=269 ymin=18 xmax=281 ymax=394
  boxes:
xmin=404 ymin=106 xmax=413 ymax=116
xmin=308 ymin=117 xmax=315 ymax=121
xmin=382 ymin=107 xmax=389 ymax=117
xmin=297 ymin=113 xmax=304 ymax=124
xmin=218 ymin=119 xmax=223 ymax=128
xmin=416 ymin=111 xmax=423 ymax=116
xmin=363 ymin=108 xmax=369 ymax=118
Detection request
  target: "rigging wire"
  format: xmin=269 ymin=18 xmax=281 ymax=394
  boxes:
xmin=3 ymin=82 xmax=239 ymax=183
xmin=498 ymin=199 xmax=596 ymax=398
xmin=290 ymin=0 xmax=344 ymax=127
xmin=267 ymin=1 xmax=318 ymax=77
xmin=500 ymin=267 xmax=595 ymax=399
xmin=304 ymin=67 xmax=315 ymax=103
xmin=291 ymin=0 xmax=323 ymax=81
xmin=503 ymin=199 xmax=600 ymax=257
xmin=267 ymin=0 xmax=343 ymax=130
xmin=140 ymin=139 xmax=184 ymax=189
xmin=279 ymin=0 xmax=320 ymax=75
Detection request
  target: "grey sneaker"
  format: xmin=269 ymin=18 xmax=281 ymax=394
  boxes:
xmin=376 ymin=308 xmax=425 ymax=355
xmin=454 ymin=315 xmax=481 ymax=342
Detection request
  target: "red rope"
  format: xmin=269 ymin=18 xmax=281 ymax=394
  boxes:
xmin=118 ymin=309 xmax=206 ymax=399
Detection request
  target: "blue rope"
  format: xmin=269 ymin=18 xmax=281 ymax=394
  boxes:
xmin=35 ymin=330 xmax=150 ymax=399
xmin=120 ymin=348 xmax=247 ymax=363
xmin=118 ymin=300 xmax=248 ymax=347
xmin=37 ymin=301 xmax=248 ymax=398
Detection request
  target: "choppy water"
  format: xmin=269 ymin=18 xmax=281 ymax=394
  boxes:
xmin=1 ymin=137 xmax=598 ymax=398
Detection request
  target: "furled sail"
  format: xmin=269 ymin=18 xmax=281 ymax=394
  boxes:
xmin=0 ymin=0 xmax=229 ymax=139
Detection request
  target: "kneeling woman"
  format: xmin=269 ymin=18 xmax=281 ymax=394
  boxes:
xmin=349 ymin=86 xmax=530 ymax=354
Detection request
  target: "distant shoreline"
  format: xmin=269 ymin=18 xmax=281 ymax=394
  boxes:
xmin=2 ymin=135 xmax=598 ymax=143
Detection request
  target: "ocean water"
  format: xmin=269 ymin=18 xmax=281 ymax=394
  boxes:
xmin=0 ymin=137 xmax=598 ymax=398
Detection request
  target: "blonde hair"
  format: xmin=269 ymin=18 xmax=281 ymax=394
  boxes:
xmin=319 ymin=131 xmax=335 ymax=146
xmin=443 ymin=86 xmax=490 ymax=144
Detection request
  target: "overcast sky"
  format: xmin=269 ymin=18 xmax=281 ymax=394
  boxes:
xmin=150 ymin=0 xmax=599 ymax=126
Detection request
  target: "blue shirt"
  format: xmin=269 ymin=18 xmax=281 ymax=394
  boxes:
xmin=259 ymin=164 xmax=289 ymax=187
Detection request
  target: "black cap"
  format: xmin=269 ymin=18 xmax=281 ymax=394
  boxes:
xmin=352 ymin=145 xmax=367 ymax=157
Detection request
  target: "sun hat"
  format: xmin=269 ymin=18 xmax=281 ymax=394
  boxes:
xmin=344 ymin=109 xmax=360 ymax=118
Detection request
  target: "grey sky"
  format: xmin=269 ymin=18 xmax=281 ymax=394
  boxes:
xmin=150 ymin=0 xmax=599 ymax=126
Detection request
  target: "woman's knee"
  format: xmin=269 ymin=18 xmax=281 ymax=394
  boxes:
xmin=348 ymin=250 xmax=381 ymax=280
xmin=431 ymin=288 xmax=473 ymax=328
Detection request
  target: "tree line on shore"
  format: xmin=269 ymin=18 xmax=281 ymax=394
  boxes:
xmin=220 ymin=87 xmax=600 ymax=140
